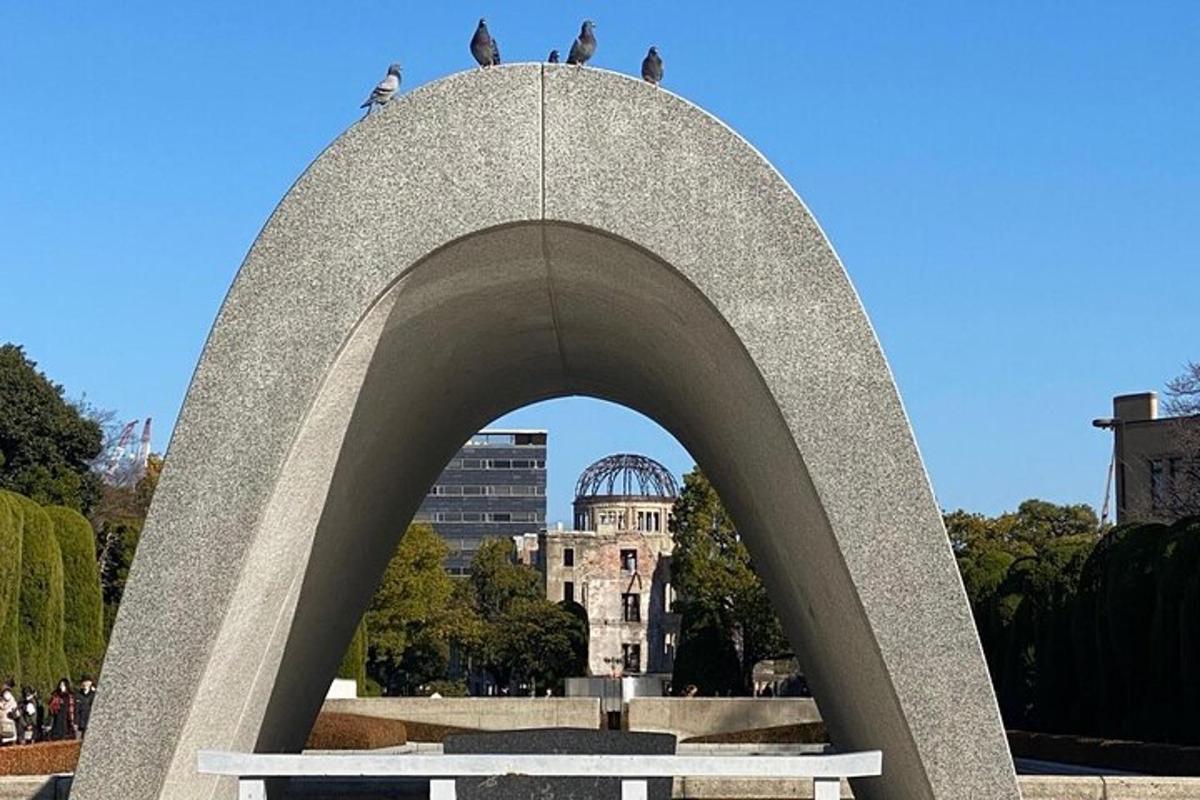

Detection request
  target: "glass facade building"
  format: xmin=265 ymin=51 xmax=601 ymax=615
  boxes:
xmin=414 ymin=429 xmax=548 ymax=574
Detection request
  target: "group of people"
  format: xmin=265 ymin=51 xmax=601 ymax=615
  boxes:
xmin=0 ymin=675 xmax=95 ymax=745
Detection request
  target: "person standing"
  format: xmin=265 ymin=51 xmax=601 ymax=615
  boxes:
xmin=0 ymin=681 xmax=17 ymax=745
xmin=75 ymin=675 xmax=96 ymax=737
xmin=19 ymin=687 xmax=40 ymax=744
xmin=48 ymin=678 xmax=76 ymax=740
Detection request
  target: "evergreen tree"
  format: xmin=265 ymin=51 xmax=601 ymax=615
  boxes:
xmin=44 ymin=506 xmax=104 ymax=678
xmin=14 ymin=495 xmax=67 ymax=693
xmin=0 ymin=345 xmax=103 ymax=514
xmin=670 ymin=468 xmax=787 ymax=694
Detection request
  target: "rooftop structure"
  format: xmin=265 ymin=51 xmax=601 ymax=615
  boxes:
xmin=1095 ymin=393 xmax=1200 ymax=524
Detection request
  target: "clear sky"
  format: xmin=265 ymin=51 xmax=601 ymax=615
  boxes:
xmin=1 ymin=1 xmax=1196 ymax=526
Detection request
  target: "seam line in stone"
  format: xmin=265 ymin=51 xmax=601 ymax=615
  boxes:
xmin=538 ymin=65 xmax=574 ymax=391
xmin=539 ymin=63 xmax=547 ymax=219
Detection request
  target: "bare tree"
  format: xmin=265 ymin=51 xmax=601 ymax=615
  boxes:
xmin=1164 ymin=362 xmax=1200 ymax=416
xmin=1162 ymin=362 xmax=1200 ymax=519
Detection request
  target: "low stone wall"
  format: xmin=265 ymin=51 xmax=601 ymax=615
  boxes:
xmin=674 ymin=776 xmax=1200 ymax=798
xmin=0 ymin=776 xmax=68 ymax=800
xmin=321 ymin=698 xmax=602 ymax=731
xmin=625 ymin=698 xmax=822 ymax=741
xmin=1017 ymin=776 xmax=1200 ymax=800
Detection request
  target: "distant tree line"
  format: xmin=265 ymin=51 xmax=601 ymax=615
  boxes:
xmin=0 ymin=344 xmax=164 ymax=692
xmin=952 ymin=502 xmax=1200 ymax=745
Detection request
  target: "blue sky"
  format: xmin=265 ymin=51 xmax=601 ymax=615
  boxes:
xmin=1 ymin=2 xmax=1197 ymax=525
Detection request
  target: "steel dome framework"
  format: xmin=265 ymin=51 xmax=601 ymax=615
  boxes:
xmin=574 ymin=453 xmax=679 ymax=499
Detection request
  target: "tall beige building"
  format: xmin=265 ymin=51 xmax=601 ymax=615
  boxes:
xmin=1095 ymin=392 xmax=1200 ymax=523
xmin=539 ymin=454 xmax=681 ymax=677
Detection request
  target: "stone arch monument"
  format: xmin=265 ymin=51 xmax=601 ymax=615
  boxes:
xmin=75 ymin=66 xmax=1019 ymax=800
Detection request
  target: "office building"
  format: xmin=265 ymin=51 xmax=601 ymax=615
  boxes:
xmin=414 ymin=429 xmax=547 ymax=574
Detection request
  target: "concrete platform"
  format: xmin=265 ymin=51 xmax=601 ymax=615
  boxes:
xmin=4 ymin=773 xmax=1200 ymax=799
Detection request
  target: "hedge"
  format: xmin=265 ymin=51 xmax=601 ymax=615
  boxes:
xmin=0 ymin=493 xmax=23 ymax=682
xmin=306 ymin=712 xmax=406 ymax=750
xmin=14 ymin=494 xmax=67 ymax=694
xmin=44 ymin=506 xmax=104 ymax=679
xmin=973 ymin=515 xmax=1200 ymax=745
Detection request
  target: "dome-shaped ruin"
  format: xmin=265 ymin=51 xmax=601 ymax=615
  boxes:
xmin=574 ymin=453 xmax=679 ymax=499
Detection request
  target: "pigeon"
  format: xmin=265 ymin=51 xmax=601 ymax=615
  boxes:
xmin=360 ymin=63 xmax=402 ymax=115
xmin=470 ymin=18 xmax=499 ymax=68
xmin=566 ymin=20 xmax=596 ymax=67
xmin=548 ymin=49 xmax=560 ymax=64
xmin=641 ymin=46 xmax=663 ymax=85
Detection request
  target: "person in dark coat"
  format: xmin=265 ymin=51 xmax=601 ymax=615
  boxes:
xmin=48 ymin=678 xmax=76 ymax=740
xmin=75 ymin=675 xmax=96 ymax=736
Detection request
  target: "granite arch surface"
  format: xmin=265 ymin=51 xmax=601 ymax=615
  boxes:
xmin=75 ymin=65 xmax=1018 ymax=800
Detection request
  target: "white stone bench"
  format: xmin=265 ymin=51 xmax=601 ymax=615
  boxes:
xmin=198 ymin=751 xmax=882 ymax=800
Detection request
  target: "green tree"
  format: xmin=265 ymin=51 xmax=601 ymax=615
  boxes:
xmin=469 ymin=537 xmax=542 ymax=621
xmin=463 ymin=538 xmax=587 ymax=692
xmin=365 ymin=524 xmax=481 ymax=694
xmin=948 ymin=499 xmax=1105 ymax=735
xmin=44 ymin=506 xmax=104 ymax=679
xmin=483 ymin=597 xmax=586 ymax=694
xmin=0 ymin=493 xmax=24 ymax=680
xmin=14 ymin=494 xmax=67 ymax=693
xmin=671 ymin=606 xmax=741 ymax=696
xmin=669 ymin=468 xmax=787 ymax=694
xmin=336 ymin=619 xmax=367 ymax=694
xmin=559 ymin=600 xmax=589 ymax=679
xmin=1005 ymin=499 xmax=1100 ymax=548
xmin=0 ymin=345 xmax=103 ymax=514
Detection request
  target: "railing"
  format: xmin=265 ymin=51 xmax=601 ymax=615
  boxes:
xmin=198 ymin=750 xmax=882 ymax=800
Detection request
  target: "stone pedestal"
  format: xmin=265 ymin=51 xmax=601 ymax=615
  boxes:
xmin=445 ymin=729 xmax=676 ymax=800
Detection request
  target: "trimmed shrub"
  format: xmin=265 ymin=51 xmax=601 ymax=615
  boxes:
xmin=43 ymin=506 xmax=104 ymax=679
xmin=0 ymin=493 xmax=23 ymax=681
xmin=305 ymin=712 xmax=406 ymax=750
xmin=336 ymin=620 xmax=367 ymax=694
xmin=402 ymin=721 xmax=476 ymax=743
xmin=970 ymin=515 xmax=1200 ymax=745
xmin=684 ymin=723 xmax=829 ymax=744
xmin=14 ymin=495 xmax=67 ymax=694
xmin=0 ymin=740 xmax=80 ymax=776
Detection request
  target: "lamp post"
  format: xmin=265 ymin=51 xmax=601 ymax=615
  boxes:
xmin=1092 ymin=417 xmax=1124 ymax=525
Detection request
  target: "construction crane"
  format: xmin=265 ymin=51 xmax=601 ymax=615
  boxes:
xmin=102 ymin=421 xmax=137 ymax=480
xmin=135 ymin=419 xmax=152 ymax=476
xmin=98 ymin=418 xmax=153 ymax=487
